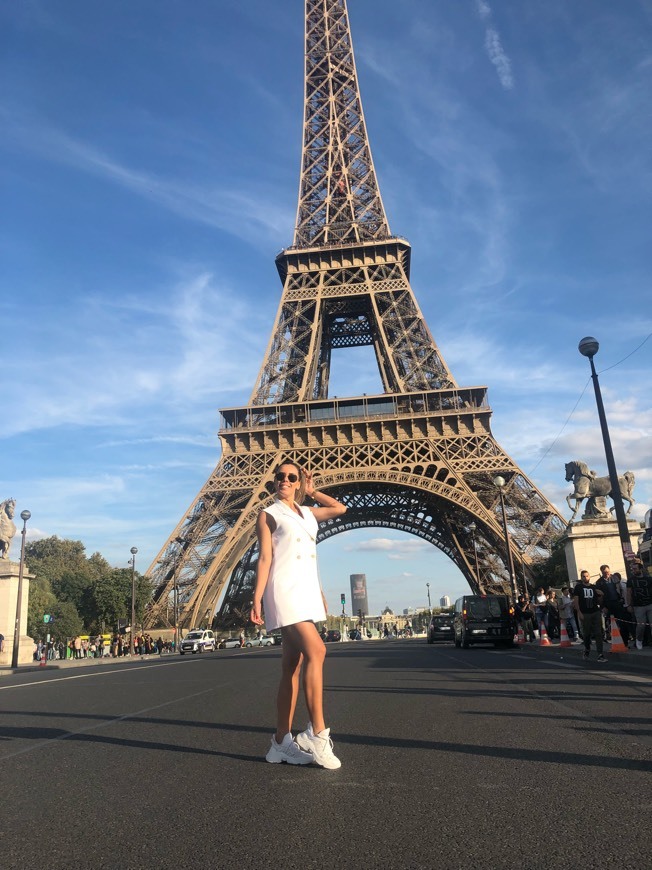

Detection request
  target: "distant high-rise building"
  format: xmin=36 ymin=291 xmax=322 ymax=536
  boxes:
xmin=350 ymin=574 xmax=369 ymax=616
xmin=440 ymin=595 xmax=451 ymax=608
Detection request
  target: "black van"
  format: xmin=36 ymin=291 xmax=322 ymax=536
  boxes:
xmin=453 ymin=595 xmax=515 ymax=648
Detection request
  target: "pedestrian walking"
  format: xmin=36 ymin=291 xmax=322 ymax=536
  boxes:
xmin=626 ymin=559 xmax=652 ymax=650
xmin=250 ymin=461 xmax=347 ymax=769
xmin=573 ymin=570 xmax=606 ymax=662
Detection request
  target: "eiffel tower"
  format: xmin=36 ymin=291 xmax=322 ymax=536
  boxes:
xmin=144 ymin=0 xmax=566 ymax=632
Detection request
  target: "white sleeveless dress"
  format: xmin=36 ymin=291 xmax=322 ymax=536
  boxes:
xmin=262 ymin=499 xmax=326 ymax=631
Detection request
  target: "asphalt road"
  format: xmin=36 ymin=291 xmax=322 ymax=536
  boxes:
xmin=1 ymin=640 xmax=651 ymax=870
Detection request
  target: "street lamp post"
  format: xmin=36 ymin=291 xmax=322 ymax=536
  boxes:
xmin=129 ymin=546 xmax=138 ymax=656
xmin=11 ymin=510 xmax=31 ymax=669
xmin=173 ymin=576 xmax=180 ymax=652
xmin=467 ymin=522 xmax=481 ymax=585
xmin=426 ymin=582 xmax=431 ymax=609
xmin=578 ymin=337 xmax=632 ymax=559
xmin=493 ymin=477 xmax=517 ymax=601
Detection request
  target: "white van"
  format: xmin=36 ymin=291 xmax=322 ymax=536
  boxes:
xmin=179 ymin=629 xmax=216 ymax=654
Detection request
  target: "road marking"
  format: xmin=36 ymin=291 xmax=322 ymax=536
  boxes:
xmin=0 ymin=681 xmax=232 ymax=761
xmin=0 ymin=654 xmax=233 ymax=692
xmin=502 ymin=652 xmax=652 ymax=687
xmin=434 ymin=648 xmax=652 ymax=691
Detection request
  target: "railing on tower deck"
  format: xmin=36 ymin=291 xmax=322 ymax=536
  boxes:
xmin=277 ymin=234 xmax=411 ymax=257
xmin=218 ymin=387 xmax=490 ymax=432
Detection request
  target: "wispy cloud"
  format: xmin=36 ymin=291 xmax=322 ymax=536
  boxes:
xmin=344 ymin=537 xmax=433 ymax=561
xmin=475 ymin=0 xmax=491 ymax=21
xmin=359 ymin=37 xmax=513 ymax=294
xmin=474 ymin=1 xmax=514 ymax=90
xmin=1 ymin=110 xmax=293 ymax=248
xmin=98 ymin=435 xmax=215 ymax=449
xmin=1 ymin=269 xmax=266 ymax=438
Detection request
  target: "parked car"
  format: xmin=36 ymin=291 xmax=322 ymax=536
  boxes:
xmin=453 ymin=595 xmax=515 ymax=648
xmin=218 ymin=637 xmax=242 ymax=649
xmin=179 ymin=629 xmax=216 ymax=655
xmin=325 ymin=629 xmax=341 ymax=643
xmin=245 ymin=635 xmax=275 ymax=647
xmin=427 ymin=614 xmax=454 ymax=644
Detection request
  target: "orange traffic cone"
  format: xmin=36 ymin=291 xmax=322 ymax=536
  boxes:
xmin=39 ymin=650 xmax=47 ymax=667
xmin=517 ymin=624 xmax=526 ymax=645
xmin=609 ymin=616 xmax=628 ymax=653
xmin=539 ymin=622 xmax=552 ymax=646
xmin=559 ymin=620 xmax=572 ymax=648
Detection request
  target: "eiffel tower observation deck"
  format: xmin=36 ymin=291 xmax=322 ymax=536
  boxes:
xmin=144 ymin=0 xmax=566 ymax=632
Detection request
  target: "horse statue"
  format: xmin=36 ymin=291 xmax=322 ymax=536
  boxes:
xmin=565 ymin=461 xmax=635 ymax=523
xmin=0 ymin=498 xmax=17 ymax=559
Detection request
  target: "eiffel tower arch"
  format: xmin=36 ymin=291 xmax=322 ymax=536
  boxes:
xmin=144 ymin=0 xmax=566 ymax=632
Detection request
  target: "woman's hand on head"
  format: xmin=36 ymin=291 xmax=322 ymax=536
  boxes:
xmin=303 ymin=470 xmax=315 ymax=498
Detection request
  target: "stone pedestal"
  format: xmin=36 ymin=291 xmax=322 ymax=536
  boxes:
xmin=0 ymin=561 xmax=35 ymax=666
xmin=563 ymin=519 xmax=642 ymax=582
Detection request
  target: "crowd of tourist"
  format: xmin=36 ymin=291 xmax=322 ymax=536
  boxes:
xmin=34 ymin=633 xmax=176 ymax=661
xmin=514 ymin=559 xmax=652 ymax=661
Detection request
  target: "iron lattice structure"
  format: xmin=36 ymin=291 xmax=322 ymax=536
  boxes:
xmin=144 ymin=0 xmax=565 ymax=632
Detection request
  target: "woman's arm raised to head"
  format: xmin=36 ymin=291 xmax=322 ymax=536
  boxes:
xmin=303 ymin=471 xmax=347 ymax=522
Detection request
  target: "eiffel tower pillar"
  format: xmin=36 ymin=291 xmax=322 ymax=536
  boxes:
xmin=144 ymin=0 xmax=566 ymax=632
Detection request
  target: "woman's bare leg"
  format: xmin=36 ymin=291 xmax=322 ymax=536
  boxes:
xmin=275 ymin=638 xmax=303 ymax=743
xmin=283 ymin=622 xmax=327 ymax=734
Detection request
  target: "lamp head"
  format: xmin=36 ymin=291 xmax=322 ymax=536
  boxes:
xmin=468 ymin=521 xmax=477 ymax=533
xmin=578 ymin=336 xmax=599 ymax=358
xmin=20 ymin=510 xmax=31 ymax=522
xmin=493 ymin=475 xmax=506 ymax=488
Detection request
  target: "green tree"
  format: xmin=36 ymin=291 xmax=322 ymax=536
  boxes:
xmin=530 ymin=537 xmax=569 ymax=588
xmin=90 ymin=568 xmax=153 ymax=634
xmin=92 ymin=569 xmax=130 ymax=629
xmin=50 ymin=600 xmax=83 ymax=644
xmin=26 ymin=537 xmax=96 ymax=621
xmin=26 ymin=537 xmax=88 ymax=583
xmin=27 ymin=576 xmax=57 ymax=639
xmin=24 ymin=536 xmax=150 ymax=634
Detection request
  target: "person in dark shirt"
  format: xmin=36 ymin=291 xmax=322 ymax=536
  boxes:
xmin=515 ymin=595 xmax=535 ymax=642
xmin=626 ymin=560 xmax=652 ymax=650
xmin=573 ymin=570 xmax=606 ymax=662
xmin=596 ymin=564 xmax=630 ymax=646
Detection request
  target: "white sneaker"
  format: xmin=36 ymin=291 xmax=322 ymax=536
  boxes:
xmin=636 ymin=640 xmax=643 ymax=650
xmin=296 ymin=723 xmax=341 ymax=770
xmin=265 ymin=733 xmax=313 ymax=765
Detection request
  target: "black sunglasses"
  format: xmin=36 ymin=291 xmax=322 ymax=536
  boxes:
xmin=275 ymin=472 xmax=299 ymax=483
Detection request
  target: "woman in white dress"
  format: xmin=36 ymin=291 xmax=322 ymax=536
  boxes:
xmin=250 ymin=460 xmax=346 ymax=769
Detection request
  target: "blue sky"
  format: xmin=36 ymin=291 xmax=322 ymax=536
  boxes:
xmin=2 ymin=0 xmax=651 ymax=617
